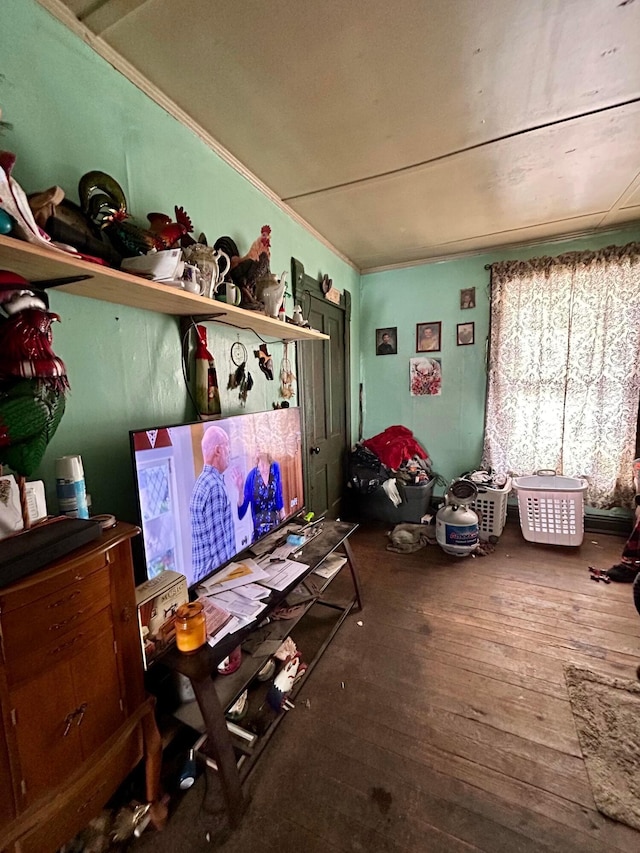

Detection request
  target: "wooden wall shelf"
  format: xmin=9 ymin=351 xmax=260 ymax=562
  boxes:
xmin=0 ymin=235 xmax=329 ymax=342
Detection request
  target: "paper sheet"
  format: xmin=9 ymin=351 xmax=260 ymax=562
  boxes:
xmin=258 ymin=559 xmax=309 ymax=591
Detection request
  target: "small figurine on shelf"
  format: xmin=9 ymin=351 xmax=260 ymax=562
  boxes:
xmin=292 ymin=305 xmax=310 ymax=328
xmin=266 ymin=637 xmax=307 ymax=712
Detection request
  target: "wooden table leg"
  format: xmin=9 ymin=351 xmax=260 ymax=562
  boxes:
xmin=140 ymin=697 xmax=168 ymax=830
xmin=192 ymin=676 xmax=246 ymax=828
xmin=342 ymin=538 xmax=363 ymax=610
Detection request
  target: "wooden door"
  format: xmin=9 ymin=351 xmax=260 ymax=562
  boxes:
xmin=11 ymin=663 xmax=81 ymax=803
xmin=74 ymin=625 xmax=125 ymax=759
xmin=292 ymin=259 xmax=351 ymax=518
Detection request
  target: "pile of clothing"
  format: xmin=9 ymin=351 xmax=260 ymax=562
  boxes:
xmin=460 ymin=468 xmax=509 ymax=489
xmin=348 ymin=426 xmax=433 ymax=509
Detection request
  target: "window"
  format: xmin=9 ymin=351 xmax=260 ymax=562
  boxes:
xmin=483 ymin=245 xmax=640 ymax=508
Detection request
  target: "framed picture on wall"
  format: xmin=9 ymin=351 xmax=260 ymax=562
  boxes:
xmin=376 ymin=327 xmax=397 ymax=355
xmin=460 ymin=287 xmax=476 ymax=309
xmin=410 ymin=357 xmax=442 ymax=396
xmin=416 ymin=322 xmax=441 ymax=353
xmin=457 ymin=322 xmax=475 ymax=346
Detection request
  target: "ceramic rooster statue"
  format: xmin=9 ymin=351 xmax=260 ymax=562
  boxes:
xmin=214 ymin=225 xmax=271 ymax=309
xmin=147 ymin=206 xmax=195 ymax=249
xmin=0 ymin=271 xmax=68 ymax=492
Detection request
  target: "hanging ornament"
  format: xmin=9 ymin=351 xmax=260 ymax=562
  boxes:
xmin=194 ymin=325 xmax=221 ymax=416
xmin=279 ymin=341 xmax=296 ymax=400
xmin=254 ymin=344 xmax=274 ymax=381
xmin=227 ymin=340 xmax=252 ymax=405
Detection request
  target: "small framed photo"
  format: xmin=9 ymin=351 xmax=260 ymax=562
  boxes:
xmin=460 ymin=287 xmax=476 ymax=309
xmin=376 ymin=327 xmax=397 ymax=356
xmin=416 ymin=321 xmax=441 ymax=353
xmin=457 ymin=322 xmax=475 ymax=346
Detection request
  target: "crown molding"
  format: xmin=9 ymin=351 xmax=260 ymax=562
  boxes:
xmin=360 ymin=221 xmax=640 ymax=275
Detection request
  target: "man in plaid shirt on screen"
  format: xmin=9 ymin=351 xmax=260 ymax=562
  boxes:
xmin=190 ymin=426 xmax=242 ymax=583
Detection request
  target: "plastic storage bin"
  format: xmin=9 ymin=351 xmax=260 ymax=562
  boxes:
xmin=512 ymin=471 xmax=588 ymax=546
xmin=355 ymin=478 xmax=435 ymax=524
xmin=470 ymin=477 xmax=512 ymax=541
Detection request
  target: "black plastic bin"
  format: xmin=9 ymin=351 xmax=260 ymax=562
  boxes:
xmin=355 ymin=479 xmax=435 ymax=524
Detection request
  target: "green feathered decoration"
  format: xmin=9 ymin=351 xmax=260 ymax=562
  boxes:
xmin=0 ymin=379 xmax=66 ymax=477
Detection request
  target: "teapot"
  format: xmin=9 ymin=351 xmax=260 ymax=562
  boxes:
xmin=255 ymin=271 xmax=287 ymax=318
xmin=183 ymin=244 xmax=230 ymax=300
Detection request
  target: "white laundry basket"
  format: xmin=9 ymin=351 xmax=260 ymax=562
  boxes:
xmin=512 ymin=471 xmax=588 ymax=546
xmin=470 ymin=477 xmax=512 ymax=541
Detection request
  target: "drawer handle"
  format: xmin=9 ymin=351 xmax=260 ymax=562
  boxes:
xmin=62 ymin=711 xmax=75 ymax=737
xmin=76 ymin=702 xmax=88 ymax=727
xmin=47 ymin=590 xmax=81 ymax=609
xmin=62 ymin=702 xmax=88 ymax=737
xmin=49 ymin=610 xmax=84 ymax=631
xmin=50 ymin=634 xmax=83 ymax=656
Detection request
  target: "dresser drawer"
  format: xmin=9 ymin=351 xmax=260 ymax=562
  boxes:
xmin=4 ymin=607 xmax=114 ymax=687
xmin=0 ymin=549 xmax=109 ymax=616
xmin=1 ymin=570 xmax=111 ymax=663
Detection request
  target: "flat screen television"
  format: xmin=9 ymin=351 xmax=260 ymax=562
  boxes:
xmin=130 ymin=407 xmax=305 ymax=589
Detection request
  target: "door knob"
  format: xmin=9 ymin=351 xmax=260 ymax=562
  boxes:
xmin=310 ymin=446 xmax=320 ymax=455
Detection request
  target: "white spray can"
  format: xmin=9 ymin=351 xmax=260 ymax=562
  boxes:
xmin=55 ymin=455 xmax=89 ymax=519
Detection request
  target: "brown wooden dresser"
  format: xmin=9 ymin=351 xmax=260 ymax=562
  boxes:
xmin=0 ymin=521 xmax=163 ymax=853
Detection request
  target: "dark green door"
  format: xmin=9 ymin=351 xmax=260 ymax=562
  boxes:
xmin=293 ymin=260 xmax=351 ymax=519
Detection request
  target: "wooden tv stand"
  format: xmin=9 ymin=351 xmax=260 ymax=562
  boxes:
xmin=161 ymin=519 xmax=362 ymax=827
xmin=0 ymin=522 xmax=164 ymax=853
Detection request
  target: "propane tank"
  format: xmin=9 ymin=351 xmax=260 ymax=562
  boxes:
xmin=436 ymin=479 xmax=479 ymax=557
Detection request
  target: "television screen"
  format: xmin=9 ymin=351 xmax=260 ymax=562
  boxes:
xmin=130 ymin=407 xmax=304 ymax=589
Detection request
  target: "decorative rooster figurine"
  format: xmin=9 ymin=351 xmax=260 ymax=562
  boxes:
xmin=147 ymin=206 xmax=195 ymax=249
xmin=0 ymin=271 xmax=68 ymax=489
xmin=215 ymin=225 xmax=272 ymax=309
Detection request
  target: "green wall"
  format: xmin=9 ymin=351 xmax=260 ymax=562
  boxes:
xmin=1 ymin=0 xmax=360 ymax=521
xmin=360 ymin=226 xmax=640 ymax=495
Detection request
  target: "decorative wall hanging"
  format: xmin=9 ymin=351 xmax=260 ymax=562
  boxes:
xmin=227 ymin=340 xmax=253 ymax=405
xmin=376 ymin=327 xmax=397 ymax=356
xmin=194 ymin=325 xmax=221 ymax=416
xmin=279 ymin=342 xmax=296 ymax=399
xmin=254 ymin=344 xmax=274 ymax=380
xmin=410 ymin=357 xmax=442 ymax=396
xmin=457 ymin=322 xmax=475 ymax=346
xmin=416 ymin=322 xmax=441 ymax=353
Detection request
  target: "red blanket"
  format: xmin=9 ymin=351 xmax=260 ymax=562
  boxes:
xmin=362 ymin=425 xmax=428 ymax=471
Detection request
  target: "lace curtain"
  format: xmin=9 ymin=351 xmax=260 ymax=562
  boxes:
xmin=483 ymin=243 xmax=640 ymax=508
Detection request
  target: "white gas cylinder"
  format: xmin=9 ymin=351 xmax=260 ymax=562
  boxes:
xmin=436 ymin=503 xmax=479 ymax=556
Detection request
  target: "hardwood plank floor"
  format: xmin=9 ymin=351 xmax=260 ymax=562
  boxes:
xmin=131 ymin=520 xmax=640 ymax=852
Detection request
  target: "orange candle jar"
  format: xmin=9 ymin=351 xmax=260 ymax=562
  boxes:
xmin=175 ymin=602 xmax=207 ymax=653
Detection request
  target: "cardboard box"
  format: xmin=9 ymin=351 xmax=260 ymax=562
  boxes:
xmin=135 ymin=570 xmax=188 ymax=669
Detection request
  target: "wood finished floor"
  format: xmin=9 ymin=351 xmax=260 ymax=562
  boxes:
xmin=132 ymin=521 xmax=640 ymax=853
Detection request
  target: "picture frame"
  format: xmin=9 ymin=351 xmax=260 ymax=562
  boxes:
xmin=416 ymin=321 xmax=441 ymax=353
xmin=460 ymin=287 xmax=476 ymax=309
xmin=376 ymin=326 xmax=397 ymax=356
xmin=457 ymin=322 xmax=475 ymax=346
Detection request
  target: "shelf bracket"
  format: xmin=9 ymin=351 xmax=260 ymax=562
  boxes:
xmin=34 ymin=275 xmax=93 ymax=288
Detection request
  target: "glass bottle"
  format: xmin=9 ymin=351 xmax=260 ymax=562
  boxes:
xmin=175 ymin=602 xmax=207 ymax=653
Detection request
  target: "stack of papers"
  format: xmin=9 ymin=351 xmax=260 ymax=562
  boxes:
xmin=197 ymin=558 xmax=269 ymax=595
xmin=256 ymin=556 xmax=309 ymax=591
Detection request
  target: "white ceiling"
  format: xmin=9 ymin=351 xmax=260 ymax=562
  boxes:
xmin=42 ymin=0 xmax=640 ymax=271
